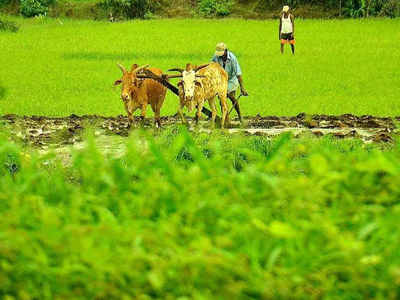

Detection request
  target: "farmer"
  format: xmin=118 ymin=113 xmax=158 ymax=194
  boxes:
xmin=279 ymin=5 xmax=295 ymax=54
xmin=211 ymin=42 xmax=248 ymax=124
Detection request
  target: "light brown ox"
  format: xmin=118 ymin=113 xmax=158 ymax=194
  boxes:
xmin=168 ymin=62 xmax=229 ymax=129
xmin=114 ymin=63 xmax=167 ymax=127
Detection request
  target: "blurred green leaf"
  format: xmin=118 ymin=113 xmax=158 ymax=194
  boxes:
xmin=310 ymin=154 xmax=329 ymax=175
xmin=269 ymin=221 xmax=297 ymax=239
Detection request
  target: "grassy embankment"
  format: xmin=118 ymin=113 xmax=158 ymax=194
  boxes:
xmin=1 ymin=128 xmax=400 ymax=298
xmin=0 ymin=18 xmax=399 ymax=117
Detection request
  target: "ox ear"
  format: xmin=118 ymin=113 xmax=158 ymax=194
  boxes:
xmin=195 ymin=81 xmax=203 ymax=88
xmin=114 ymin=79 xmax=123 ymax=86
xmin=177 ymin=81 xmax=183 ymax=87
xmin=130 ymin=64 xmax=139 ymax=72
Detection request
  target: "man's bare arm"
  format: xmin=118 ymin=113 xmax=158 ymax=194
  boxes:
xmin=238 ymin=75 xmax=248 ymax=96
xmin=291 ymin=14 xmax=295 ymax=37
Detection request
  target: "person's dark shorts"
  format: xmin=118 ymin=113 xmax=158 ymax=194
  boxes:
xmin=280 ymin=32 xmax=295 ymax=44
xmin=281 ymin=32 xmax=294 ymax=40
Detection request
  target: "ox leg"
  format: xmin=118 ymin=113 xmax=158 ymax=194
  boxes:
xmin=219 ymin=94 xmax=229 ymax=129
xmin=151 ymin=101 xmax=162 ymax=129
xmin=154 ymin=110 xmax=162 ymax=129
xmin=124 ymin=102 xmax=135 ymax=126
xmin=150 ymin=102 xmax=158 ymax=128
xmin=127 ymin=113 xmax=134 ymax=125
xmin=140 ymin=101 xmax=147 ymax=126
xmin=178 ymin=102 xmax=188 ymax=125
xmin=195 ymin=101 xmax=204 ymax=127
xmin=208 ymin=97 xmax=217 ymax=129
xmin=156 ymin=95 xmax=166 ymax=128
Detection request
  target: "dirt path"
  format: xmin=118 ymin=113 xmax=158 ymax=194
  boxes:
xmin=0 ymin=114 xmax=398 ymax=150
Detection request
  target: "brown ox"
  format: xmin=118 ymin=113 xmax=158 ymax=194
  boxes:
xmin=168 ymin=62 xmax=229 ymax=129
xmin=114 ymin=63 xmax=167 ymax=127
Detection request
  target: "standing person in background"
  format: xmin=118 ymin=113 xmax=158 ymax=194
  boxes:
xmin=211 ymin=42 xmax=248 ymax=124
xmin=279 ymin=5 xmax=295 ymax=54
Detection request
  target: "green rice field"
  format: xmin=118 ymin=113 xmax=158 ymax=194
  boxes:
xmin=0 ymin=17 xmax=399 ymax=117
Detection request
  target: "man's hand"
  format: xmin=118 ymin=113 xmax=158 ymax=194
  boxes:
xmin=241 ymin=89 xmax=249 ymax=96
xmin=291 ymin=33 xmax=294 ymax=39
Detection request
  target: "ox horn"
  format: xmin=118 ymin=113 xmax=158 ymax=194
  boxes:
xmin=167 ymin=74 xmax=183 ymax=78
xmin=168 ymin=68 xmax=184 ymax=73
xmin=194 ymin=63 xmax=209 ymax=72
xmin=117 ymin=63 xmax=126 ymax=73
xmin=133 ymin=64 xmax=150 ymax=74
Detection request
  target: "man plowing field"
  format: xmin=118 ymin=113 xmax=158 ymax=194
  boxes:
xmin=211 ymin=42 xmax=249 ymax=124
xmin=126 ymin=50 xmax=247 ymax=128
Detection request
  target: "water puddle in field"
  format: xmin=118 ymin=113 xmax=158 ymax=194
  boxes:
xmin=0 ymin=113 xmax=398 ymax=159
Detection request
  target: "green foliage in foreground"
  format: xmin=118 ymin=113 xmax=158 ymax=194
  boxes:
xmin=0 ymin=18 xmax=399 ymax=117
xmin=1 ymin=129 xmax=400 ymax=299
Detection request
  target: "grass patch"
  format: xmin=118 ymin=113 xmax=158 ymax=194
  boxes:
xmin=0 ymin=18 xmax=399 ymax=117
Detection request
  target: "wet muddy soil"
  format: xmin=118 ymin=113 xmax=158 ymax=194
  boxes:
xmin=0 ymin=113 xmax=398 ymax=150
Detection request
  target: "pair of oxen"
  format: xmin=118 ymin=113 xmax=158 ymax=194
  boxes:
xmin=114 ymin=62 xmax=229 ymax=128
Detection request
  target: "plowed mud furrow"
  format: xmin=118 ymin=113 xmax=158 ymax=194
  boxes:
xmin=0 ymin=114 xmax=398 ymax=148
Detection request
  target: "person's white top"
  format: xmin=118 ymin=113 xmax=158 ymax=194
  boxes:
xmin=281 ymin=14 xmax=293 ymax=34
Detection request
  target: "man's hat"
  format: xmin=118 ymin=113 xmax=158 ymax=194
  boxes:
xmin=282 ymin=5 xmax=289 ymax=12
xmin=215 ymin=42 xmax=227 ymax=57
